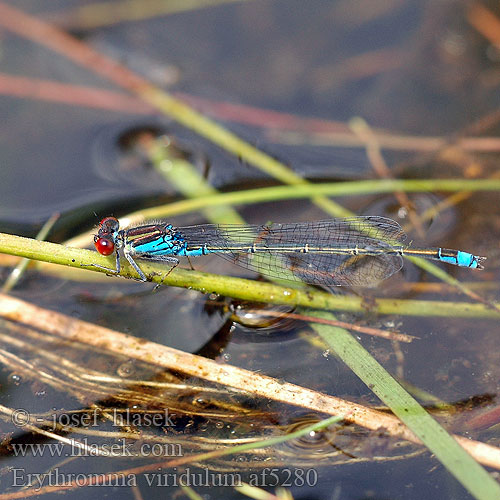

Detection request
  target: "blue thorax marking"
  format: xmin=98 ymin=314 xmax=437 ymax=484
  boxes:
xmin=129 ymin=225 xmax=186 ymax=256
xmin=128 ymin=226 xmax=216 ymax=258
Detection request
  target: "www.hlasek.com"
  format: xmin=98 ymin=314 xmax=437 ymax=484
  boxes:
xmin=11 ymin=467 xmax=318 ymax=491
xmin=11 ymin=438 xmax=183 ymax=458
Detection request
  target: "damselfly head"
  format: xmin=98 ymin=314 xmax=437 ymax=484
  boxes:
xmin=98 ymin=216 xmax=120 ymax=233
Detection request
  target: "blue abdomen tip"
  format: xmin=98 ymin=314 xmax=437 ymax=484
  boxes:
xmin=457 ymin=251 xmax=476 ymax=268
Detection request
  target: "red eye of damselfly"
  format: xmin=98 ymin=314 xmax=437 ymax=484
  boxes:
xmin=94 ymin=237 xmax=115 ymax=256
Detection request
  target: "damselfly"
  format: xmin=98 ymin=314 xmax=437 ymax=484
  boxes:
xmin=92 ymin=216 xmax=485 ymax=287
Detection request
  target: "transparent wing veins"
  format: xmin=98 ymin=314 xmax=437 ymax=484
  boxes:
xmin=175 ymin=216 xmax=406 ymax=286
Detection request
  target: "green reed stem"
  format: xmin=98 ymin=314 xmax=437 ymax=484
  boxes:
xmin=133 ymin=178 xmax=500 ymax=221
xmin=1 ymin=233 xmax=498 ymax=320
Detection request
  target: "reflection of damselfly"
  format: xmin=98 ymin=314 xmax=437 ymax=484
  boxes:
xmin=92 ymin=216 xmax=485 ymax=287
